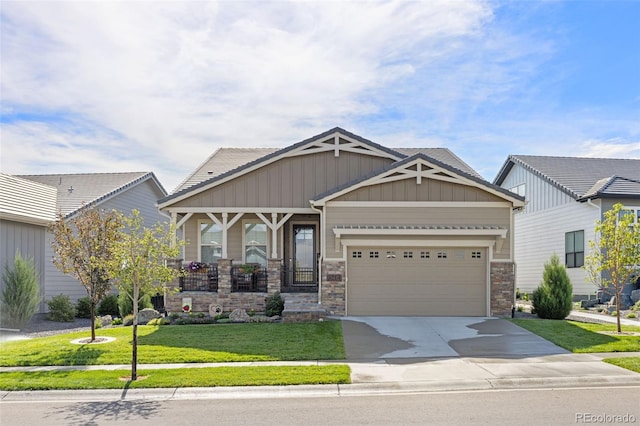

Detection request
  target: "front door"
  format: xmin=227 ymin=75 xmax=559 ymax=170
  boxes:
xmin=293 ymin=224 xmax=316 ymax=284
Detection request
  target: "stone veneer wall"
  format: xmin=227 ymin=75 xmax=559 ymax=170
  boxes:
xmin=321 ymin=260 xmax=346 ymax=316
xmin=490 ymin=261 xmax=515 ymax=316
xmin=164 ymin=258 xmax=279 ymax=314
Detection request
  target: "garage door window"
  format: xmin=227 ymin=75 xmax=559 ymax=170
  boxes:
xmin=369 ymin=251 xmax=379 ymax=258
xmin=420 ymin=251 xmax=430 ymax=259
xmin=403 ymin=251 xmax=413 ymax=258
xmin=437 ymin=252 xmax=447 ymax=259
xmin=352 ymin=251 xmax=362 ymax=258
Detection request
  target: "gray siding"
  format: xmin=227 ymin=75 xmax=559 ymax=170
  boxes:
xmin=0 ymin=219 xmax=47 ymax=312
xmin=172 ymin=150 xmax=394 ymax=209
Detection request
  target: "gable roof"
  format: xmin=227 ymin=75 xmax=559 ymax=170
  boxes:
xmin=18 ymin=172 xmax=167 ymax=218
xmin=312 ymin=153 xmax=524 ymax=206
xmin=0 ymin=173 xmax=57 ymax=225
xmin=162 ymin=128 xmax=485 ymax=207
xmin=579 ymin=176 xmax=640 ymax=201
xmin=494 ymin=155 xmax=640 ymax=199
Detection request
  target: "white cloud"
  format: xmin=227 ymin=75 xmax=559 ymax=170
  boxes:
xmin=580 ymin=139 xmax=640 ymax=159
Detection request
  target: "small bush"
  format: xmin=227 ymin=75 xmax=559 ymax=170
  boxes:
xmin=1 ymin=252 xmax=41 ymax=329
xmin=516 ymin=305 xmax=524 ymax=312
xmin=611 ymin=311 xmax=618 ymax=317
xmin=265 ymin=292 xmax=285 ymax=317
xmin=112 ymin=317 xmax=123 ymax=326
xmin=122 ymin=314 xmax=134 ymax=326
xmin=98 ymin=294 xmax=119 ymax=317
xmin=515 ymin=288 xmax=521 ymax=300
xmin=626 ymin=313 xmax=637 ymax=319
xmin=75 ymin=297 xmax=92 ymax=318
xmin=522 ymin=293 xmax=530 ymax=301
xmin=47 ymin=294 xmax=76 ymax=322
xmin=169 ymin=312 xmax=180 ymax=320
xmin=147 ymin=317 xmax=170 ymax=326
xmin=532 ymin=254 xmax=573 ymax=320
xmin=94 ymin=316 xmax=103 ymax=329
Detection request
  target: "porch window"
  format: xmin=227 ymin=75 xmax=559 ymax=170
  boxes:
xmin=244 ymin=222 xmax=267 ymax=267
xmin=565 ymin=230 xmax=584 ymax=268
xmin=200 ymin=223 xmax=222 ymax=263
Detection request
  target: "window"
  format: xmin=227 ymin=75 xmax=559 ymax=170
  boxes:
xmin=420 ymin=251 xmax=430 ymax=259
xmin=437 ymin=252 xmax=447 ymax=259
xmin=369 ymin=251 xmax=379 ymax=258
xmin=509 ymin=183 xmax=525 ymax=197
xmin=565 ymin=230 xmax=584 ymax=268
xmin=403 ymin=251 xmax=413 ymax=259
xmin=244 ymin=222 xmax=267 ymax=267
xmin=352 ymin=251 xmax=362 ymax=258
xmin=200 ymin=223 xmax=222 ymax=263
xmin=471 ymin=251 xmax=482 ymax=259
xmin=617 ymin=207 xmax=640 ymax=225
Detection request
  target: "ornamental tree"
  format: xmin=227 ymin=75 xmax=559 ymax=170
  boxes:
xmin=585 ymin=203 xmax=640 ymax=333
xmin=106 ymin=209 xmax=181 ymax=380
xmin=49 ymin=206 xmax=122 ymax=341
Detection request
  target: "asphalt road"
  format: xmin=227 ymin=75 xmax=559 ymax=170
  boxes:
xmin=2 ymin=387 xmax=638 ymax=426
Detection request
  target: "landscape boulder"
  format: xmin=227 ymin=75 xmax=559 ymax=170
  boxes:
xmin=137 ymin=308 xmax=161 ymax=325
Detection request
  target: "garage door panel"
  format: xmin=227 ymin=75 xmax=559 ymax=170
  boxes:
xmin=347 ymin=247 xmax=486 ymax=316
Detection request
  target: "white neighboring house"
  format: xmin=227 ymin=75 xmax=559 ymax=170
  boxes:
xmin=494 ymin=156 xmax=640 ymax=299
xmin=9 ymin=172 xmax=168 ymax=311
xmin=0 ymin=174 xmax=57 ymax=313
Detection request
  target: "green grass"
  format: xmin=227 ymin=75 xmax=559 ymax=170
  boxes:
xmin=0 ymin=365 xmax=351 ymax=390
xmin=0 ymin=321 xmax=346 ymax=366
xmin=511 ymin=319 xmax=640 ymax=353
xmin=603 ymin=357 xmax=640 ymax=373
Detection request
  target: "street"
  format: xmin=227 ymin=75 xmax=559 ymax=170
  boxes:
xmin=2 ymin=387 xmax=638 ymax=426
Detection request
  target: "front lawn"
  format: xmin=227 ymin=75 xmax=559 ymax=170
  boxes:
xmin=510 ymin=319 xmax=640 ymax=353
xmin=0 ymin=365 xmax=351 ymax=391
xmin=0 ymin=321 xmax=346 ymax=366
xmin=604 ymin=357 xmax=640 ymax=374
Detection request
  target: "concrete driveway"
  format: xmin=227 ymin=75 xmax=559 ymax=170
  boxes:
xmin=341 ymin=316 xmax=569 ymax=360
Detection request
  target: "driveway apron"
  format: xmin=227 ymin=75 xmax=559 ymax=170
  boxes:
xmin=341 ymin=317 xmax=569 ymax=360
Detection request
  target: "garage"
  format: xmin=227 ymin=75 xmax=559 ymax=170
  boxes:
xmin=347 ymin=246 xmax=487 ymax=316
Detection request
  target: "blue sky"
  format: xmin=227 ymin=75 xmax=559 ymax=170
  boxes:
xmin=1 ymin=1 xmax=638 ymax=192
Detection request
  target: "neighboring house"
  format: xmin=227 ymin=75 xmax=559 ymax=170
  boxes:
xmin=11 ymin=172 xmax=168 ymax=311
xmin=0 ymin=174 xmax=57 ymax=313
xmin=494 ymin=155 xmax=640 ymax=299
xmin=158 ymin=128 xmax=524 ymax=318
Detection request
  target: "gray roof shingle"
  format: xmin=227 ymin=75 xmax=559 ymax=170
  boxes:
xmin=494 ymin=155 xmax=640 ymax=199
xmin=18 ymin=172 xmax=165 ymax=217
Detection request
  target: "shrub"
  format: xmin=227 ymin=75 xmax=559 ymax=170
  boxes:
xmin=147 ymin=317 xmax=170 ymax=326
xmin=47 ymin=294 xmax=76 ymax=322
xmin=522 ymin=293 xmax=530 ymax=301
xmin=98 ymin=294 xmax=119 ymax=317
xmin=265 ymin=292 xmax=285 ymax=317
xmin=0 ymin=252 xmax=41 ymax=329
xmin=626 ymin=313 xmax=636 ymax=319
xmin=611 ymin=311 xmax=618 ymax=317
xmin=532 ymin=254 xmax=573 ymax=320
xmin=94 ymin=316 xmax=103 ymax=328
xmin=75 ymin=297 xmax=92 ymax=318
xmin=515 ymin=288 xmax=521 ymax=300
xmin=117 ymin=292 xmax=152 ymax=317
xmin=122 ymin=314 xmax=134 ymax=326
xmin=112 ymin=317 xmax=123 ymax=326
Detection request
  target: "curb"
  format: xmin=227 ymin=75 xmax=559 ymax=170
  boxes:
xmin=3 ymin=376 xmax=640 ymax=402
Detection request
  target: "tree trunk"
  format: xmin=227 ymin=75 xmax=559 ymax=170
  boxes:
xmin=131 ymin=286 xmax=139 ymax=381
xmin=90 ymin=302 xmax=96 ymax=342
xmin=616 ymin=288 xmax=622 ymax=333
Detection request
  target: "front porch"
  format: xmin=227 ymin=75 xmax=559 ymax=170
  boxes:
xmin=165 ymin=258 xmax=335 ymax=320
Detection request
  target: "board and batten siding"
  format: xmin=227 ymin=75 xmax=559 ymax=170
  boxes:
xmin=325 ymin=205 xmax=512 ymax=260
xmin=171 ymin=150 xmax=393 ymax=209
xmin=333 ymin=178 xmax=504 ymax=203
xmin=43 ymin=180 xmax=169 ymax=308
xmin=513 ymin=202 xmax=599 ymax=296
xmin=0 ymin=220 xmax=48 ymax=312
xmin=500 ymin=164 xmax=574 ymax=214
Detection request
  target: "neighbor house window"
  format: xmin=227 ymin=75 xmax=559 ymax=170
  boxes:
xmin=200 ymin=223 xmax=222 ymax=263
xmin=565 ymin=230 xmax=584 ymax=268
xmin=509 ymin=183 xmax=525 ymax=197
xmin=244 ymin=222 xmax=267 ymax=267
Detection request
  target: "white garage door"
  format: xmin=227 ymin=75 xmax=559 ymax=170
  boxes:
xmin=347 ymin=247 xmax=487 ymax=316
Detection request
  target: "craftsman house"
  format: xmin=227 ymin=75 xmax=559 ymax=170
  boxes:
xmin=494 ymin=155 xmax=640 ymax=300
xmin=158 ymin=128 xmax=524 ymax=318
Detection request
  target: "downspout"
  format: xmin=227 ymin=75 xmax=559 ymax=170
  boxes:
xmin=310 ymin=202 xmax=324 ymax=305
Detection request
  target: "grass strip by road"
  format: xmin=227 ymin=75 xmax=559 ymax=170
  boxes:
xmin=604 ymin=358 xmax=640 ymax=374
xmin=0 ymin=365 xmax=351 ymax=391
xmin=510 ymin=319 xmax=640 ymax=353
xmin=0 ymin=321 xmax=345 ymax=367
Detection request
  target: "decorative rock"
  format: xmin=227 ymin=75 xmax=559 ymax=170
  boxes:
xmin=99 ymin=315 xmax=112 ymax=327
xmin=229 ymin=308 xmax=250 ymax=323
xmin=631 ymin=290 xmax=640 ymax=305
xmin=137 ymin=308 xmax=161 ymax=324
